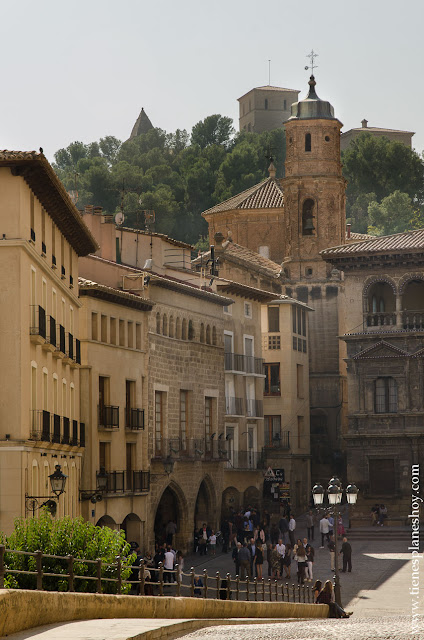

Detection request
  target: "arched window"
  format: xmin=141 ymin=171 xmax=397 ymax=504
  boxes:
xmin=182 ymin=318 xmax=188 ymax=340
xmin=169 ymin=316 xmax=174 ymax=338
xmin=305 ymin=133 xmax=311 ymax=152
xmin=212 ymin=326 xmax=217 ymax=346
xmin=156 ymin=312 xmax=161 ymax=333
xmin=264 ymin=98 xmax=268 ymax=110
xmin=188 ymin=320 xmax=195 ymax=341
xmin=302 ymin=199 xmax=315 ymax=236
xmin=206 ymin=325 xmax=211 ymax=345
xmin=176 ymin=317 xmax=181 ymax=340
xmin=375 ymin=377 xmax=398 ymax=413
xmin=162 ymin=315 xmax=168 ymax=336
xmin=200 ymin=323 xmax=205 ymax=343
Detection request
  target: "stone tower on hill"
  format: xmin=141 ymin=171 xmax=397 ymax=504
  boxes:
xmin=203 ymin=75 xmax=349 ymax=483
xmin=129 ymin=107 xmax=154 ymax=140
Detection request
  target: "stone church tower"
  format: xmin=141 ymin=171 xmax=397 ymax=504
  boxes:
xmin=282 ymin=75 xmax=346 ymax=280
xmin=202 ymin=76 xmax=349 ymax=482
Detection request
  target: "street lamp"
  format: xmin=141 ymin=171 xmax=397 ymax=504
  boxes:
xmin=80 ymin=467 xmax=109 ymax=503
xmin=25 ymin=464 xmax=68 ymax=516
xmin=312 ymin=478 xmax=358 ymax=607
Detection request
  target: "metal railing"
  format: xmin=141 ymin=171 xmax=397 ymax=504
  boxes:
xmin=224 ymin=353 xmax=264 ymax=375
xmin=402 ymin=310 xmax=424 ymax=330
xmin=0 ymin=545 xmax=316 ymax=604
xmin=225 ymin=397 xmax=244 ymax=416
xmin=125 ymin=408 xmax=144 ymax=430
xmin=30 ymin=305 xmax=46 ymax=339
xmin=30 ymin=410 xmax=51 ymax=442
xmin=152 ymin=438 xmax=229 ymax=461
xmin=263 ymin=431 xmax=290 ymax=450
xmin=98 ymin=470 xmax=150 ymax=493
xmin=226 ymin=450 xmax=262 ymax=470
xmin=98 ymin=405 xmax=119 ymax=429
xmin=246 ymin=399 xmax=263 ymax=418
xmin=48 ymin=316 xmax=56 ymax=347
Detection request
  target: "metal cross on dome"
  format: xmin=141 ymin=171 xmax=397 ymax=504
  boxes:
xmin=305 ymin=50 xmax=318 ymax=75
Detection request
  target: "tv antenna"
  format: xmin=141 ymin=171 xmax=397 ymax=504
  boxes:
xmin=268 ymin=59 xmax=271 ymax=86
xmin=305 ymin=49 xmax=318 ymax=75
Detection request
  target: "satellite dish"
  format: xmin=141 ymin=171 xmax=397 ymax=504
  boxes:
xmin=115 ymin=211 xmax=125 ymax=226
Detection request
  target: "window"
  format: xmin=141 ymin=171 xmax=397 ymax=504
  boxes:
xmin=264 ymin=364 xmax=280 ymax=396
xmin=206 ymin=325 xmax=211 ymax=344
xmin=297 ymin=364 xmax=304 ymax=398
xmin=244 ymin=302 xmax=252 ymax=318
xmin=125 ymin=380 xmax=135 ymax=427
xmin=162 ymin=315 xmax=168 ymax=336
xmin=110 ymin=317 xmax=117 ymax=345
xmin=126 ymin=443 xmax=135 ymax=489
xmin=283 ymin=99 xmax=287 ymax=110
xmin=91 ymin=313 xmax=98 ymax=341
xmin=212 ymin=326 xmax=217 ymax=346
xmin=180 ymin=391 xmax=188 ymax=450
xmin=119 ymin=319 xmax=125 ymax=346
xmin=155 ymin=391 xmax=164 ymax=453
xmin=101 ymin=315 xmax=108 ymax=342
xmin=30 ymin=193 xmax=35 ymax=242
xmin=264 ymin=415 xmax=281 ymax=447
xmin=205 ymin=397 xmax=212 ymax=453
xmin=264 ymin=98 xmax=268 ymax=110
xmin=297 ymin=416 xmax=304 ymax=449
xmin=267 ymin=335 xmax=281 ymax=350
xmin=302 ymin=199 xmax=315 ymax=235
xmin=223 ymin=304 xmax=232 ymax=315
xmin=375 ymin=377 xmax=398 ymax=413
xmin=182 ymin=318 xmax=188 ymax=340
xmin=169 ymin=316 xmax=174 ymax=338
xmin=268 ymin=306 xmax=279 ymax=332
xmin=305 ymin=133 xmax=311 ymax=152
xmin=156 ymin=312 xmax=161 ymax=333
xmin=99 ymin=441 xmax=111 ymax=471
xmin=188 ymin=320 xmax=195 ymax=340
xmin=127 ymin=321 xmax=134 ymax=348
xmin=135 ymin=323 xmax=141 ymax=349
xmin=200 ymin=323 xmax=205 ymax=343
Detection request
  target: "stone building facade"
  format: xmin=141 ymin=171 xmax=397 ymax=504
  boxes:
xmin=340 ymin=119 xmax=414 ymax=151
xmin=321 ymin=231 xmax=424 ymax=512
xmin=238 ymin=86 xmax=300 ymax=133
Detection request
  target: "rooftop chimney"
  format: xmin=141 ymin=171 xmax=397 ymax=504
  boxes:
xmin=361 ymin=119 xmax=368 ymax=128
xmin=346 ymin=223 xmax=351 ymax=239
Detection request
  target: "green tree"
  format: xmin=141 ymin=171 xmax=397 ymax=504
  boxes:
xmin=191 ymin=115 xmax=235 ymax=149
xmin=368 ymin=191 xmax=416 ymax=235
xmin=0 ymin=511 xmax=134 ymax=593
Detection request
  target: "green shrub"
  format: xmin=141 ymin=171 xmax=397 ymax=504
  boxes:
xmin=0 ymin=510 xmax=134 ymax=593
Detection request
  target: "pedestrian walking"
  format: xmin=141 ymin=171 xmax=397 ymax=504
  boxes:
xmin=337 ymin=515 xmax=345 ymax=538
xmin=255 ymin=542 xmax=264 ymax=579
xmin=209 ymin=530 xmax=217 ymax=555
xmin=278 ymin=515 xmax=289 ymax=544
xmin=271 ymin=544 xmax=281 ymax=579
xmin=305 ymin=542 xmax=314 ymax=582
xmin=294 ymin=542 xmax=307 ymax=584
xmin=238 ymin=542 xmax=252 ymax=580
xmin=340 ymin=536 xmax=352 ymax=572
xmin=288 ymin=515 xmax=296 ymax=546
xmin=282 ymin=543 xmax=292 ymax=579
xmin=319 ymin=516 xmax=331 ymax=548
xmin=232 ymin=542 xmax=241 ymax=576
xmin=165 ymin=520 xmax=177 ymax=546
xmin=306 ymin=510 xmax=315 ymax=541
xmin=328 ymin=535 xmax=339 ymax=572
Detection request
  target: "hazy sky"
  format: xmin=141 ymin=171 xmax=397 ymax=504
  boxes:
xmin=1 ymin=0 xmax=423 ymax=161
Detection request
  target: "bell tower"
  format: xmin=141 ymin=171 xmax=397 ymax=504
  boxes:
xmin=281 ymin=75 xmax=346 ymax=280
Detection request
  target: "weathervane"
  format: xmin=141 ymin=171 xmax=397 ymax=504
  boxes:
xmin=305 ymin=50 xmax=318 ymax=75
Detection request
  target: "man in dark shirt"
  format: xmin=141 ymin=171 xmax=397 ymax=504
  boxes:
xmin=340 ymin=536 xmax=352 ymax=572
xmin=238 ymin=543 xmax=252 ymax=580
xmin=279 ymin=516 xmax=289 ymax=544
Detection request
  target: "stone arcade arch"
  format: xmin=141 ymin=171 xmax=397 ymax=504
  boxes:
xmin=96 ymin=515 xmax=118 ymax=530
xmin=154 ymin=482 xmax=188 ymax=550
xmin=194 ymin=476 xmax=217 ymax=531
xmin=221 ymin=486 xmax=241 ymax=517
xmin=121 ymin=512 xmax=143 ymax=547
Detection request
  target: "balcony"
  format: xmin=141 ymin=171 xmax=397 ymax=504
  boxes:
xmin=30 ymin=305 xmax=46 ymax=344
xmin=246 ymin=399 xmax=263 ymax=418
xmin=75 ymin=339 xmax=81 ymax=365
xmin=402 ymin=310 xmax=424 ymax=331
xmin=62 ymin=417 xmax=70 ymax=444
xmin=364 ymin=312 xmax=396 ymax=329
xmin=68 ymin=333 xmax=74 ymax=360
xmin=30 ymin=410 xmax=51 ymax=442
xmin=125 ymin=407 xmax=144 ymax=430
xmin=152 ymin=437 xmax=229 ymax=462
xmin=70 ymin=420 xmax=79 ymax=446
xmin=264 ymin=430 xmax=291 ymax=450
xmin=225 ymin=397 xmax=244 ymax=416
xmin=224 ymin=353 xmax=265 ymax=376
xmin=98 ymin=405 xmax=119 ymax=429
xmin=52 ymin=414 xmax=61 ymax=443
xmin=97 ymin=469 xmax=150 ymax=493
xmin=80 ymin=422 xmax=85 ymax=447
xmin=226 ymin=450 xmax=262 ymax=470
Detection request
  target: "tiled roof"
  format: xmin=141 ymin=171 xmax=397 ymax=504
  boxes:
xmin=321 ymin=228 xmax=424 ymax=257
xmin=202 ymin=178 xmax=284 ymax=216
xmin=119 ymin=226 xmax=193 ymax=250
xmin=78 ymin=277 xmax=154 ymax=311
xmin=194 ymin=241 xmax=282 ymax=278
xmin=0 ymin=150 xmax=98 ymax=256
xmin=346 ymin=231 xmax=376 ymax=242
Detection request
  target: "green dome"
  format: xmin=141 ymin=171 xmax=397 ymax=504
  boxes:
xmin=287 ymin=76 xmax=336 ymax=121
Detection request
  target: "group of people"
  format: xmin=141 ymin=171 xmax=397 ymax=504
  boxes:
xmin=370 ymin=504 xmax=388 ymax=526
xmin=268 ymin=537 xmax=314 ymax=584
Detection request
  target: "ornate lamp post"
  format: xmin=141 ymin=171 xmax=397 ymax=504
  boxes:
xmin=312 ymin=477 xmax=358 ymax=606
xmin=25 ymin=465 xmax=68 ymax=516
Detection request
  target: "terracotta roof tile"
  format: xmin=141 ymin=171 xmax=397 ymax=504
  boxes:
xmin=194 ymin=241 xmax=282 ymax=278
xmin=322 ymin=228 xmax=424 ymax=257
xmin=202 ymin=178 xmax=284 ymax=216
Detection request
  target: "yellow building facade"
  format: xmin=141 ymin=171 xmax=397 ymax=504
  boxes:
xmin=0 ymin=151 xmax=97 ymax=534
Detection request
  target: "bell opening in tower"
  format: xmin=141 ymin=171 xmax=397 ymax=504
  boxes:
xmin=302 ymin=199 xmax=315 ymax=236
xmin=305 ymin=133 xmax=311 ymax=152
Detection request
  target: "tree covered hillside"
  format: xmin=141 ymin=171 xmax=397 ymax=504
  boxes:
xmin=53 ymin=117 xmax=424 ymax=247
xmin=53 ymin=115 xmax=286 ymax=247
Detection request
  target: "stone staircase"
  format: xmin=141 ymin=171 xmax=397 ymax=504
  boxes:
xmin=348 ymin=495 xmax=410 ymax=529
